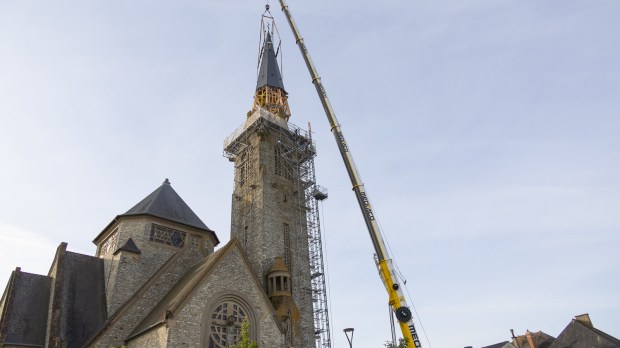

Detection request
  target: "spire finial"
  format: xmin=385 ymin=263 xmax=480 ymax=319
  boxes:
xmin=163 ymin=178 xmax=171 ymax=185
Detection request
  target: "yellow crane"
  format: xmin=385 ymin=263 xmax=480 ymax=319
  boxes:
xmin=277 ymin=1 xmax=423 ymax=347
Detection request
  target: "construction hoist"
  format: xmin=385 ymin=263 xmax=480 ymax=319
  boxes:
xmin=276 ymin=1 xmax=423 ymax=347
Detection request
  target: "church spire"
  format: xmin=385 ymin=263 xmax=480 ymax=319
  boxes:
xmin=256 ymin=32 xmax=285 ymax=91
xmin=252 ymin=26 xmax=291 ymax=120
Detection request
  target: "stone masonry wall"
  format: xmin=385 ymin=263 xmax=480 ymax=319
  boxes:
xmin=127 ymin=325 xmax=168 ymax=348
xmin=230 ymin=124 xmax=316 ymax=348
xmin=103 ymin=218 xmax=176 ymax=315
xmin=88 ymin=238 xmax=206 ymax=348
xmin=166 ymin=245 xmax=285 ymax=348
xmin=101 ymin=217 xmax=214 ymax=316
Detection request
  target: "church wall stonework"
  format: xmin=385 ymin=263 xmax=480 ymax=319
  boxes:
xmin=88 ymin=243 xmax=206 ymax=348
xmin=101 ymin=217 xmax=214 ymax=316
xmin=128 ymin=325 xmax=168 ymax=348
xmin=167 ymin=246 xmax=285 ymax=348
xmin=104 ymin=218 xmax=176 ymax=315
xmin=229 ymin=124 xmax=317 ymax=347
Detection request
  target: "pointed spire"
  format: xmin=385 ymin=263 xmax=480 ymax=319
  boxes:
xmin=256 ymin=32 xmax=285 ymax=91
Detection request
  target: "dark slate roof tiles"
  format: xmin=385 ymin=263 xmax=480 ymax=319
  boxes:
xmin=114 ymin=237 xmax=141 ymax=254
xmin=120 ymin=179 xmax=214 ymax=233
xmin=0 ymin=270 xmax=51 ymax=346
xmin=256 ymin=32 xmax=285 ymax=91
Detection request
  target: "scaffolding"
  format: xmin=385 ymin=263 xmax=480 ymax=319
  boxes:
xmin=224 ymin=107 xmax=332 ymax=348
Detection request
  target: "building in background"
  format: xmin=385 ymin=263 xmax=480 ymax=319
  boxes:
xmin=479 ymin=313 xmax=620 ymax=348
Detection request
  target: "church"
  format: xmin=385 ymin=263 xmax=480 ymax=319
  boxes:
xmin=0 ymin=22 xmax=329 ymax=348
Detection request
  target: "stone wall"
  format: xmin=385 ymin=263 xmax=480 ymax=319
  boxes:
xmin=128 ymin=325 xmax=168 ymax=348
xmin=100 ymin=216 xmax=215 ymax=316
xmin=166 ymin=245 xmax=285 ymax=348
xmin=87 ymin=237 xmax=206 ymax=348
xmin=230 ymin=124 xmax=317 ymax=347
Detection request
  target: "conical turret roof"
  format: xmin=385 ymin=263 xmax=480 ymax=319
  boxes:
xmin=256 ymin=32 xmax=285 ymax=91
xmin=120 ymin=179 xmax=214 ymax=233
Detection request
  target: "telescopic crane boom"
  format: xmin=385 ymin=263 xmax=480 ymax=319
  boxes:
xmin=277 ymin=1 xmax=422 ymax=347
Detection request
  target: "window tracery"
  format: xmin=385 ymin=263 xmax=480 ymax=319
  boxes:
xmin=208 ymin=300 xmax=250 ymax=348
xmin=99 ymin=229 xmax=118 ymax=256
xmin=150 ymin=224 xmax=186 ymax=248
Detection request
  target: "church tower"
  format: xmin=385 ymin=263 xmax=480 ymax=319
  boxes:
xmin=224 ymin=28 xmax=323 ymax=348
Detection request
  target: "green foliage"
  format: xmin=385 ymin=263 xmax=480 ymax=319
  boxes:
xmin=384 ymin=338 xmax=409 ymax=348
xmin=231 ymin=319 xmax=258 ymax=348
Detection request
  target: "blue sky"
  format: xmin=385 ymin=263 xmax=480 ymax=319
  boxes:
xmin=1 ymin=1 xmax=619 ymax=347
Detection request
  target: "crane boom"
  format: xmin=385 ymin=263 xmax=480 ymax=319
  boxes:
xmin=277 ymin=1 xmax=422 ymax=347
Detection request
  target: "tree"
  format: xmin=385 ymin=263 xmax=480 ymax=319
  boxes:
xmin=230 ymin=319 xmax=258 ymax=348
xmin=384 ymin=338 xmax=409 ymax=348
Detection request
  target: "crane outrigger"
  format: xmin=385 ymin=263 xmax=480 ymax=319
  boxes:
xmin=276 ymin=1 xmax=423 ymax=347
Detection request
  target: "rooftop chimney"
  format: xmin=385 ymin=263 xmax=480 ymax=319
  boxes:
xmin=574 ymin=313 xmax=593 ymax=328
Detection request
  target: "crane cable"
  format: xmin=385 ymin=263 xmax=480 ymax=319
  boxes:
xmin=377 ymin=216 xmax=433 ymax=348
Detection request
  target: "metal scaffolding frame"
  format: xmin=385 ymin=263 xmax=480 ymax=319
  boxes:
xmin=224 ymin=107 xmax=332 ymax=348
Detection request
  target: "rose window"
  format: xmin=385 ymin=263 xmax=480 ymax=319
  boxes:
xmin=208 ymin=301 xmax=248 ymax=348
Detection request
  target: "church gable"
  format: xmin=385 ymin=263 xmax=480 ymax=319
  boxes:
xmin=128 ymin=239 xmax=285 ymax=347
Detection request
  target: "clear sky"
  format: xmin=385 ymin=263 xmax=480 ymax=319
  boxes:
xmin=1 ymin=1 xmax=619 ymax=347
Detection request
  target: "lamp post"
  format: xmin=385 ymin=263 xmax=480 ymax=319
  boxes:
xmin=344 ymin=328 xmax=354 ymax=348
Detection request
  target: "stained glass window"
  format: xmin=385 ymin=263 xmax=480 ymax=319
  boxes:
xmin=208 ymin=300 xmax=249 ymax=348
xmin=150 ymin=224 xmax=186 ymax=248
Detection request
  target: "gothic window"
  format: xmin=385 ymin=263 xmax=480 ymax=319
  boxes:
xmin=150 ymin=224 xmax=186 ymax=248
xmin=208 ymin=300 xmax=250 ymax=348
xmin=238 ymin=147 xmax=254 ymax=187
xmin=283 ymin=223 xmax=291 ymax=270
xmin=274 ymin=144 xmax=293 ymax=180
xmin=99 ymin=229 xmax=118 ymax=257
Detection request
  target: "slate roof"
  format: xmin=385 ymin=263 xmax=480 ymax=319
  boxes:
xmin=114 ymin=237 xmax=141 ymax=254
xmin=550 ymin=319 xmax=620 ymax=348
xmin=0 ymin=269 xmax=51 ymax=347
xmin=482 ymin=341 xmax=514 ymax=348
xmin=0 ymin=245 xmax=107 ymax=348
xmin=52 ymin=250 xmax=108 ymax=348
xmin=120 ymin=179 xmax=215 ymax=233
xmin=256 ymin=32 xmax=285 ymax=91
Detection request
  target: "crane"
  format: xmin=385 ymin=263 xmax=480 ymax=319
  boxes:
xmin=276 ymin=1 xmax=423 ymax=347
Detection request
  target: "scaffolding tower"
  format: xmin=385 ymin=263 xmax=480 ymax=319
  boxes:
xmin=224 ymin=107 xmax=331 ymax=348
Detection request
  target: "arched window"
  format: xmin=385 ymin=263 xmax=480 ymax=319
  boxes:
xmin=203 ymin=295 xmax=255 ymax=348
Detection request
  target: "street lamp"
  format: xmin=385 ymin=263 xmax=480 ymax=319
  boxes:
xmin=344 ymin=328 xmax=354 ymax=348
